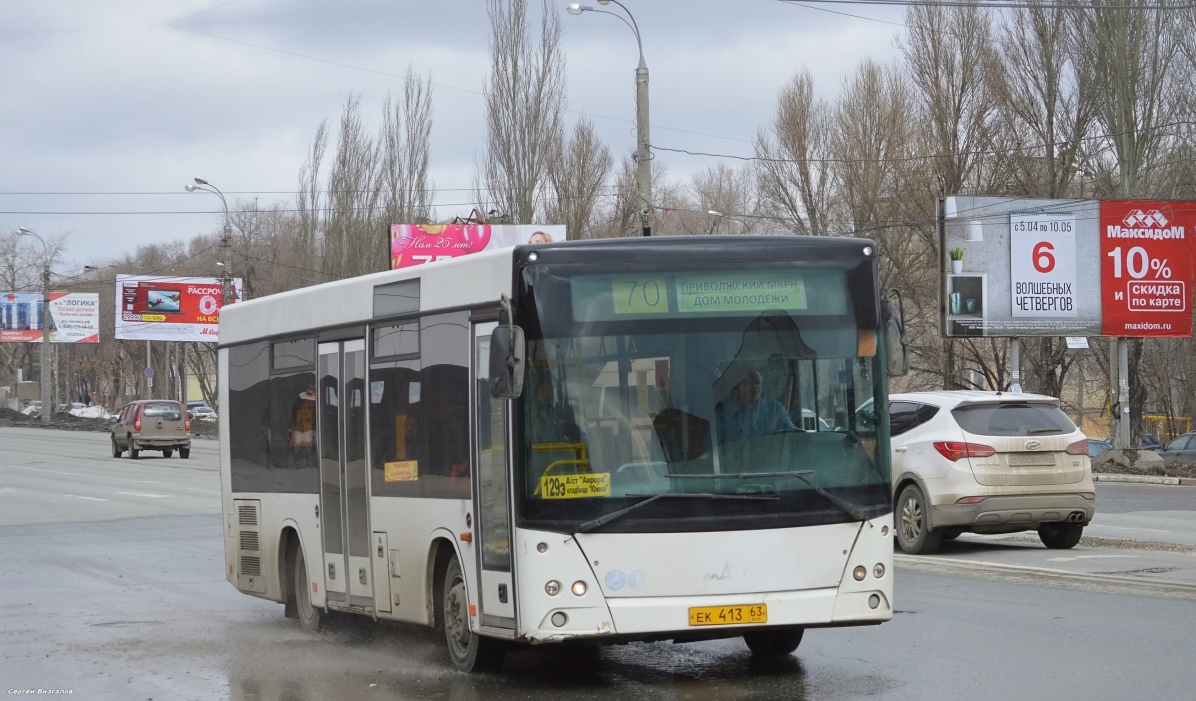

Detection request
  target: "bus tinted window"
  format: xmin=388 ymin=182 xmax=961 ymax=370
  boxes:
xmin=229 ymin=341 xmax=318 ymax=494
xmin=369 ymin=312 xmax=470 ymax=499
xmin=272 ymin=338 xmax=315 ymax=371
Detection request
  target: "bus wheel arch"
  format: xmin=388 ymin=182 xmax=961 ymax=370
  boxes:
xmin=279 ymin=526 xmax=301 ymax=619
xmin=427 ymin=537 xmax=458 ymax=629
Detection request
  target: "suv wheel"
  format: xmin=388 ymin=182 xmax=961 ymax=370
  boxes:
xmin=128 ymin=435 xmax=140 ymax=459
xmin=111 ymin=436 xmax=123 ymax=458
xmin=896 ymin=484 xmax=943 ymax=555
xmin=1038 ymin=522 xmax=1083 ymax=549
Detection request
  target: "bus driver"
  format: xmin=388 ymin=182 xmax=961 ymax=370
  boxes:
xmin=714 ymin=366 xmax=794 ymax=445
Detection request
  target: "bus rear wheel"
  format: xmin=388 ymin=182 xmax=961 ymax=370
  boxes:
xmin=743 ymin=628 xmax=804 ymax=656
xmin=293 ymin=548 xmax=324 ymax=633
xmin=441 ymin=556 xmax=505 ymax=672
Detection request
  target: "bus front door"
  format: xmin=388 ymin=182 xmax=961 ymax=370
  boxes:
xmin=317 ymin=339 xmax=373 ymax=609
xmin=472 ymin=322 xmax=517 ymax=633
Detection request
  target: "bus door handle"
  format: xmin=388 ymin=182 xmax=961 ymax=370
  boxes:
xmin=895 ymin=447 xmax=907 ymax=453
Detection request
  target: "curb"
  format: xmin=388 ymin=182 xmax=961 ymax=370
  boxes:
xmin=1094 ymin=473 xmax=1196 ymax=486
xmin=897 ymin=554 xmax=1196 ymax=600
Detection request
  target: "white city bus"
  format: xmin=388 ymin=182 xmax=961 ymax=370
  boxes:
xmin=218 ymin=236 xmax=903 ymax=671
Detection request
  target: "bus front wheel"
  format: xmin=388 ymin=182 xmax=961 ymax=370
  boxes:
xmin=441 ymin=556 xmax=505 ymax=672
xmin=293 ymin=548 xmax=324 ymax=633
xmin=743 ymin=628 xmax=804 ymax=656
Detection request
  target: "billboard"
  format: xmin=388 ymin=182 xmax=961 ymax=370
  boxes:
xmin=114 ymin=275 xmax=242 ymax=342
xmin=390 ymin=224 xmax=567 ymax=269
xmin=0 ymin=292 xmax=100 ymax=343
xmin=941 ymin=197 xmax=1194 ymax=338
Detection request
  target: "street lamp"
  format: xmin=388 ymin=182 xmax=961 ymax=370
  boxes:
xmin=17 ymin=227 xmax=52 ymax=425
xmin=706 ymin=210 xmax=751 ymax=235
xmin=185 ymin=178 xmax=234 ymax=305
xmin=567 ymin=0 xmax=652 ymax=237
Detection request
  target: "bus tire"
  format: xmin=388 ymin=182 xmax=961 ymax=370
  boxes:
xmin=743 ymin=628 xmax=804 ymax=656
xmin=293 ymin=548 xmax=324 ymax=633
xmin=896 ymin=484 xmax=941 ymax=555
xmin=441 ymin=556 xmax=505 ymax=673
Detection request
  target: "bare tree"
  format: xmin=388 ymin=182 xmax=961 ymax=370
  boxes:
xmin=323 ymin=94 xmax=384 ymax=280
xmin=544 ymin=117 xmax=613 ymax=239
xmin=482 ymin=0 xmax=567 ymax=224
xmin=900 ymin=4 xmax=1000 ymax=195
xmin=678 ymin=163 xmax=758 ymax=236
xmin=993 ymin=4 xmax=1094 ymax=199
xmin=380 ymin=68 xmax=435 ymax=227
xmin=754 ymin=69 xmax=835 ymax=235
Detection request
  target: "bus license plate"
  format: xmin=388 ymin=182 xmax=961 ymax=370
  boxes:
xmin=688 ymin=604 xmax=767 ymax=626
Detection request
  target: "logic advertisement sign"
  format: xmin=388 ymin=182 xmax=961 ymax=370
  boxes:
xmin=0 ymin=292 xmax=100 ymax=343
xmin=941 ymin=197 xmax=1194 ymax=338
xmin=390 ymin=224 xmax=567 ymax=269
xmin=114 ymin=275 xmax=242 ymax=342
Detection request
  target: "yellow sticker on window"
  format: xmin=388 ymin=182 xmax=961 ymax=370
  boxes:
xmin=539 ymin=473 xmax=611 ymax=499
xmin=384 ymin=460 xmax=419 ymax=482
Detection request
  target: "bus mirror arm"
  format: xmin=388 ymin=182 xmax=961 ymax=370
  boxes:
xmin=883 ymin=288 xmax=909 ymax=378
xmin=490 ymin=295 xmax=526 ymax=399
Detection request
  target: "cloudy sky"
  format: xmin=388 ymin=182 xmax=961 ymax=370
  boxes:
xmin=0 ymin=0 xmax=907 ymax=274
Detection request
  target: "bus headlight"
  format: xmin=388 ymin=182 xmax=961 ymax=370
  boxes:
xmin=853 ymin=566 xmax=867 ymax=581
xmin=571 ymin=581 xmax=588 ymax=596
xmin=545 ymin=580 xmax=561 ymax=596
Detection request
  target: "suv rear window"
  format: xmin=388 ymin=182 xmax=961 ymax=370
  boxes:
xmin=142 ymin=401 xmax=183 ymax=420
xmin=951 ymin=402 xmax=1075 ymax=437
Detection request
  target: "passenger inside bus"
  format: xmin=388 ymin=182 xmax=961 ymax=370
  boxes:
xmin=714 ymin=364 xmax=795 ymax=445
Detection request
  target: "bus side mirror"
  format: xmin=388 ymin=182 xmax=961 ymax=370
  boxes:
xmin=884 ymin=289 xmax=909 ymax=378
xmin=489 ymin=325 xmax=526 ymax=399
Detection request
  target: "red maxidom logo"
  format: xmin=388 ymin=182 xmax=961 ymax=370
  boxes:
xmin=1101 ymin=200 xmax=1194 ymax=337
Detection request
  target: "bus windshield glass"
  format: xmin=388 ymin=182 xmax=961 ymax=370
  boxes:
xmin=515 ymin=259 xmax=890 ymax=534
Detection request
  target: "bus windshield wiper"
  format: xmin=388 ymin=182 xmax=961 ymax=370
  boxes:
xmin=668 ymin=470 xmax=868 ymax=522
xmin=575 ymin=492 xmax=777 ymax=534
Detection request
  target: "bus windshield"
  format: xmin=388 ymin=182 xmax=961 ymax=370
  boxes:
xmin=515 ymin=260 xmax=891 ymax=534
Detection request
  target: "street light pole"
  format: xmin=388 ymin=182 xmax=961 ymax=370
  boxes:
xmin=18 ymin=227 xmax=52 ymax=425
xmin=567 ymin=0 xmax=652 ymax=236
xmin=186 ymin=178 xmax=234 ymax=304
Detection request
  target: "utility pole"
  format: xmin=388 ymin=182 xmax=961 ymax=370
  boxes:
xmin=19 ymin=228 xmax=52 ymax=425
xmin=567 ymin=1 xmax=651 ymax=236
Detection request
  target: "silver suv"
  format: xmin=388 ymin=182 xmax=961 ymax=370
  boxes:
xmin=885 ymin=391 xmax=1095 ymax=554
xmin=111 ymin=400 xmax=192 ymax=459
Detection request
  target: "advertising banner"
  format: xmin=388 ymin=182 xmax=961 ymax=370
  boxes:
xmin=114 ymin=275 xmax=242 ymax=342
xmin=390 ymin=224 xmax=567 ymax=270
xmin=1099 ymin=201 xmax=1192 ymax=337
xmin=0 ymin=292 xmax=100 ymax=343
xmin=941 ymin=197 xmax=1194 ymax=338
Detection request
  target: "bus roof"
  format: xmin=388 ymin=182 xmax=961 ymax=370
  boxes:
xmin=219 ymin=245 xmax=517 ymax=345
xmin=218 ymin=235 xmax=876 ymax=346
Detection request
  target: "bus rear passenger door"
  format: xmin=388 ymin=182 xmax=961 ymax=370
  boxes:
xmin=472 ymin=322 xmax=516 ymax=633
xmin=317 ymin=339 xmax=373 ymax=609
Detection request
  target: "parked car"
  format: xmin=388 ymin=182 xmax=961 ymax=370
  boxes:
xmin=887 ymin=391 xmax=1095 ymax=554
xmin=188 ymin=405 xmax=217 ymax=420
xmin=1087 ymin=438 xmax=1113 ymax=458
xmin=1140 ymin=434 xmax=1163 ymax=451
xmin=110 ymin=399 xmax=191 ymax=459
xmin=1157 ymin=432 xmax=1196 ymax=464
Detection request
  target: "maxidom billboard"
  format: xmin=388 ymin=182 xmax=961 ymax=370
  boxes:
xmin=940 ymin=197 xmax=1194 ymax=338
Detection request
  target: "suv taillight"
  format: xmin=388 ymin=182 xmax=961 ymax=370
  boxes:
xmin=1065 ymin=439 xmax=1088 ymax=456
xmin=184 ymin=408 xmax=191 ymax=431
xmin=134 ymin=408 xmax=141 ymax=432
xmin=934 ymin=441 xmax=996 ymax=461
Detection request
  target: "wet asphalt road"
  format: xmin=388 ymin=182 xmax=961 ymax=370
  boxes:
xmin=3 ymin=427 xmax=1196 ymax=700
